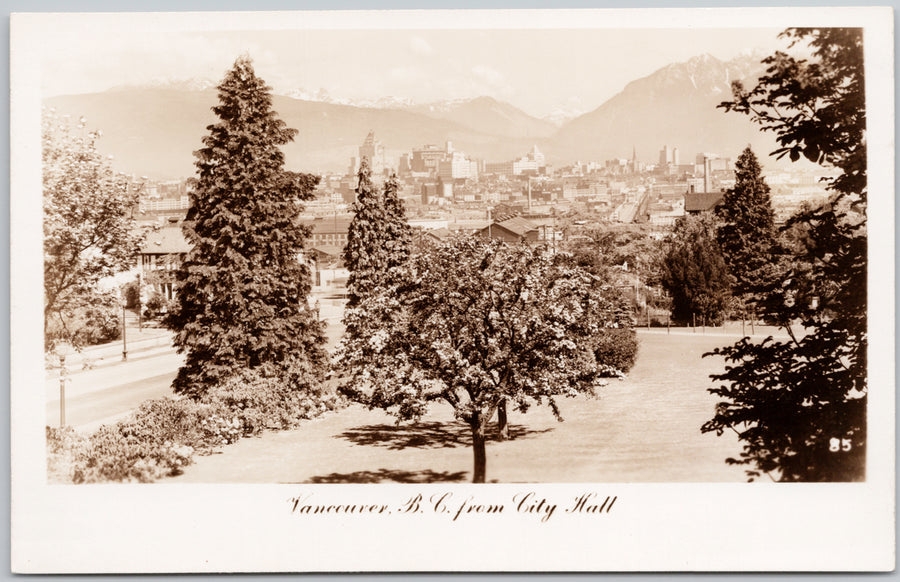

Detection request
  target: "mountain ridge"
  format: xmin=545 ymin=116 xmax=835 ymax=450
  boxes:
xmin=44 ymin=52 xmax=783 ymax=179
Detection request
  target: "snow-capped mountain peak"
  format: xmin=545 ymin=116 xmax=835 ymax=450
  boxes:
xmin=281 ymin=87 xmax=412 ymax=109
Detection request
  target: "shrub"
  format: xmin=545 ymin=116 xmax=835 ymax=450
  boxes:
xmin=116 ymin=397 xmax=222 ymax=451
xmin=70 ymin=398 xmax=217 ymax=483
xmin=45 ymin=294 xmax=122 ymax=349
xmin=143 ymin=292 xmax=169 ymax=320
xmin=203 ymin=359 xmax=341 ymax=436
xmin=121 ymin=281 xmax=141 ymax=309
xmin=594 ymin=327 xmax=639 ymax=374
xmin=74 ymin=424 xmax=195 ymax=483
xmin=47 ymin=426 xmax=89 ymax=484
xmin=47 ymin=359 xmax=343 ymax=483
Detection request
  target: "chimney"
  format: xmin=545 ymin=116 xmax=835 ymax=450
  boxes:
xmin=703 ymin=157 xmax=711 ymax=193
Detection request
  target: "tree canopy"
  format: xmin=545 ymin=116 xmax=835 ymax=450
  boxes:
xmin=342 ymin=163 xmax=412 ymax=309
xmin=660 ymin=214 xmax=731 ymax=325
xmin=703 ymin=28 xmax=867 ymax=481
xmin=43 ymin=109 xmax=143 ymax=350
xmin=336 ymin=237 xmax=624 ymax=483
xmin=169 ymin=56 xmax=326 ymax=398
xmin=715 ymin=146 xmax=779 ymax=300
xmin=342 ymin=160 xmax=389 ymax=309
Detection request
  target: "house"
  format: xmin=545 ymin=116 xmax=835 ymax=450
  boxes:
xmin=477 ymin=215 xmax=540 ymax=243
xmin=301 ymin=217 xmax=354 ymax=248
xmin=309 ymin=244 xmax=349 ymax=289
xmin=423 ymin=227 xmax=452 ymax=242
xmin=139 ymin=226 xmax=191 ymax=299
xmin=684 ymin=191 xmax=724 ymax=215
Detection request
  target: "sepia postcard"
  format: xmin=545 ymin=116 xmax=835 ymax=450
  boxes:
xmin=10 ymin=6 xmax=895 ymax=572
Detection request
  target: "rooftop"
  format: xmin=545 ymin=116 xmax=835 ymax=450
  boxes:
xmin=140 ymin=226 xmax=191 ymax=255
xmin=494 ymin=215 xmax=539 ymax=237
xmin=302 ymin=217 xmax=354 ymax=235
xmin=684 ymin=191 xmax=724 ymax=213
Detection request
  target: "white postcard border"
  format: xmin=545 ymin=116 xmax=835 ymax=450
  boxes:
xmin=10 ymin=7 xmax=896 ymax=572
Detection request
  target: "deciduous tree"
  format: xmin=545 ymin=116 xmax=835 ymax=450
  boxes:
xmin=43 ymin=109 xmax=143 ymax=349
xmin=169 ymin=56 xmax=325 ymax=398
xmin=336 ymin=238 xmax=624 ymax=483
xmin=703 ymin=28 xmax=866 ymax=481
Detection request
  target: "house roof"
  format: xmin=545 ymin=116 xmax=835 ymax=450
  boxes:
xmin=449 ymin=219 xmax=490 ymax=232
xmin=312 ymin=244 xmax=344 ymax=257
xmin=425 ymin=227 xmax=451 ymax=240
xmin=684 ymin=191 xmax=724 ymax=213
xmin=140 ymin=226 xmax=191 ymax=255
xmin=302 ymin=217 xmax=354 ymax=235
xmin=494 ymin=216 xmax=539 ymax=237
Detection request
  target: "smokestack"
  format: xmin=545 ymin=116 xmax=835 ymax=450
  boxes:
xmin=704 ymin=157 xmax=711 ymax=193
xmin=527 ymin=179 xmax=532 ymax=211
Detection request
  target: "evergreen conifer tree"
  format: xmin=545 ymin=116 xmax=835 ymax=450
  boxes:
xmin=716 ymin=146 xmax=778 ymax=298
xmin=342 ymin=159 xmax=389 ymax=308
xmin=381 ymin=173 xmax=413 ymax=272
xmin=661 ymin=214 xmax=732 ymax=325
xmin=169 ymin=56 xmax=325 ymax=398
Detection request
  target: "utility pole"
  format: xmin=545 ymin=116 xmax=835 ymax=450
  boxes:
xmin=527 ymin=178 xmax=532 ymax=212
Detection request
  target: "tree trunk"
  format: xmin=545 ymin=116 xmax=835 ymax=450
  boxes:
xmin=497 ymin=398 xmax=509 ymax=440
xmin=471 ymin=420 xmax=487 ymax=483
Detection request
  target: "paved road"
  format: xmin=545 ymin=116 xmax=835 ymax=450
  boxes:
xmin=167 ymin=331 xmax=752 ymax=484
xmin=46 ymin=297 xmax=346 ymax=431
xmin=46 ymin=351 xmax=183 ymax=430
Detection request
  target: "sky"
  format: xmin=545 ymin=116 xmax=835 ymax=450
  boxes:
xmin=39 ymin=25 xmax=788 ymax=118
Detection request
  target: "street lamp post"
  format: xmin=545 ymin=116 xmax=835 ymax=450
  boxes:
xmin=55 ymin=341 xmax=72 ymax=427
xmin=137 ymin=272 xmax=143 ymax=331
xmin=121 ymin=303 xmax=128 ymax=361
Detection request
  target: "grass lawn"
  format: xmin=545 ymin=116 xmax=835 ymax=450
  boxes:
xmin=167 ymin=331 xmax=750 ymax=483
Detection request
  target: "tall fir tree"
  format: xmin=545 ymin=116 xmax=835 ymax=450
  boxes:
xmin=169 ymin=56 xmax=326 ymax=398
xmin=381 ymin=173 xmax=413 ymax=272
xmin=660 ymin=214 xmax=732 ymax=325
xmin=715 ymin=146 xmax=779 ymax=299
xmin=342 ymin=159 xmax=389 ymax=308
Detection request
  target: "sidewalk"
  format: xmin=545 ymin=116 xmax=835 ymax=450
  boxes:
xmin=46 ymin=311 xmax=175 ymax=378
xmin=636 ymin=323 xmax=791 ymax=339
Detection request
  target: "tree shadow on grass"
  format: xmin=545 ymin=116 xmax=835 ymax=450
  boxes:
xmin=335 ymin=421 xmax=553 ymax=451
xmin=300 ymin=468 xmax=469 ymax=484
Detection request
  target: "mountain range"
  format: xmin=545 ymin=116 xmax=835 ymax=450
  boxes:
xmin=44 ymin=53 xmax=779 ymax=180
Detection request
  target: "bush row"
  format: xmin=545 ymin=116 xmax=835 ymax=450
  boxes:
xmin=45 ymin=295 xmax=122 ymax=349
xmin=594 ymin=327 xmax=639 ymax=374
xmin=47 ymin=365 xmax=341 ymax=484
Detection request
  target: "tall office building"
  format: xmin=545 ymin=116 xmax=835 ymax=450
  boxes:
xmin=659 ymin=145 xmax=671 ymax=166
xmin=359 ymin=130 xmax=386 ymax=175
